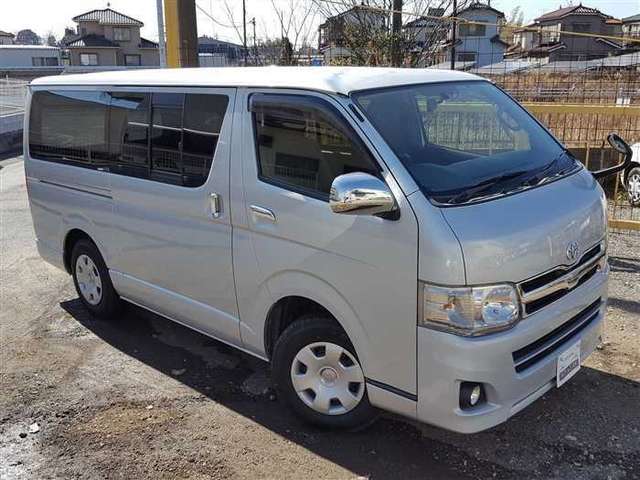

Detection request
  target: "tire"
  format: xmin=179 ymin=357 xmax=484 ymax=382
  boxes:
xmin=271 ymin=316 xmax=378 ymax=430
xmin=626 ymin=166 xmax=640 ymax=207
xmin=71 ymin=239 xmax=122 ymax=319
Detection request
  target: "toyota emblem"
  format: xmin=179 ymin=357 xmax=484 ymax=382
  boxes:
xmin=566 ymin=241 xmax=580 ymax=263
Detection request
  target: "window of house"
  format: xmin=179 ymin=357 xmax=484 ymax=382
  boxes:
xmin=124 ymin=54 xmax=141 ymax=66
xmin=29 ymin=90 xmax=110 ymax=165
xmin=113 ymin=27 xmax=131 ymax=41
xmin=250 ymin=94 xmax=378 ymax=199
xmin=572 ymin=23 xmax=591 ymax=33
xmin=459 ymin=23 xmax=486 ymax=37
xmin=79 ymin=53 xmax=98 ymax=66
xmin=457 ymin=52 xmax=476 ymax=62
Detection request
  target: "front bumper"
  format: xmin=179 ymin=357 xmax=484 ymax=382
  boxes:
xmin=416 ymin=264 xmax=608 ymax=434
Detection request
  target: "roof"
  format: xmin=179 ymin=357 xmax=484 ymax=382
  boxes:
xmin=72 ymin=8 xmax=144 ymax=27
xmin=458 ymin=2 xmax=505 ymax=18
xmin=623 ymin=13 xmax=640 ymax=23
xmin=535 ymin=5 xmax=611 ymax=22
xmin=0 ymin=44 xmax=60 ymax=50
xmin=0 ymin=30 xmax=14 ymax=37
xmin=140 ymin=38 xmax=159 ymax=48
xmin=65 ymin=34 xmax=119 ymax=48
xmin=30 ymin=66 xmax=483 ymax=94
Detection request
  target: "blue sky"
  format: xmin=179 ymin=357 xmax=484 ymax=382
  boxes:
xmin=3 ymin=0 xmax=639 ymax=45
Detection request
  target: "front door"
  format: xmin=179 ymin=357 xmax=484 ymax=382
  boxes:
xmin=236 ymin=90 xmax=419 ymax=395
xmin=108 ymin=87 xmax=240 ymax=344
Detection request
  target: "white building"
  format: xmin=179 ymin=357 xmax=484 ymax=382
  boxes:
xmin=0 ymin=45 xmax=61 ymax=68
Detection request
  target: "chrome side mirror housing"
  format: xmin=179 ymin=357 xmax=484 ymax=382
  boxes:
xmin=329 ymin=172 xmax=398 ymax=218
xmin=592 ymin=133 xmax=633 ymax=179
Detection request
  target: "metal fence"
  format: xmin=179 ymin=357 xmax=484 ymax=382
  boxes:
xmin=0 ymin=77 xmax=28 ymax=117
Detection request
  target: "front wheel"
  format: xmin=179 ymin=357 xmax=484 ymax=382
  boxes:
xmin=271 ymin=316 xmax=377 ymax=430
xmin=626 ymin=167 xmax=640 ymax=207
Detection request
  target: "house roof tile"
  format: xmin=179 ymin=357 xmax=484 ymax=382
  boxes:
xmin=72 ymin=8 xmax=144 ymax=27
xmin=65 ymin=34 xmax=119 ymax=48
xmin=535 ymin=5 xmax=611 ymax=22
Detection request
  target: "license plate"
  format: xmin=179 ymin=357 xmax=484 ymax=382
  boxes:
xmin=557 ymin=341 xmax=581 ymax=388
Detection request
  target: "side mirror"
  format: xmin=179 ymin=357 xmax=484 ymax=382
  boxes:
xmin=329 ymin=172 xmax=398 ymax=219
xmin=592 ymin=133 xmax=633 ymax=179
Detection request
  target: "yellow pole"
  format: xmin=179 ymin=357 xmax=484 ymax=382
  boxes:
xmin=163 ymin=0 xmax=199 ymax=68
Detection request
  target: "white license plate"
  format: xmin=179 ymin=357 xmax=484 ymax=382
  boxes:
xmin=557 ymin=341 xmax=581 ymax=388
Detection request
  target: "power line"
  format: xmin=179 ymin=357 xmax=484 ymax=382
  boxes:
xmin=195 ymin=2 xmax=241 ymax=29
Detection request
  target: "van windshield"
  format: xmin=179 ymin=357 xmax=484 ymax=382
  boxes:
xmin=352 ymin=81 xmax=578 ymax=205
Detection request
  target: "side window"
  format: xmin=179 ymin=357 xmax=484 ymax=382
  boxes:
xmin=108 ymin=92 xmax=150 ymax=178
xmin=29 ymin=90 xmax=109 ymax=167
xmin=30 ymin=89 xmax=229 ymax=188
xmin=150 ymin=92 xmax=184 ymax=184
xmin=251 ymin=95 xmax=378 ymax=199
xmin=182 ymin=94 xmax=229 ymax=187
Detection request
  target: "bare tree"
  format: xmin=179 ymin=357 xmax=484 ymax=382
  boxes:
xmin=313 ymin=0 xmax=473 ymax=67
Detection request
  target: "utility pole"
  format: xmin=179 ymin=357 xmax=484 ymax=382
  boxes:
xmin=156 ymin=0 xmax=167 ymax=67
xmin=391 ymin=0 xmax=402 ymax=67
xmin=242 ymin=0 xmax=248 ymax=66
xmin=250 ymin=17 xmax=257 ymax=65
xmin=450 ymin=0 xmax=457 ymax=70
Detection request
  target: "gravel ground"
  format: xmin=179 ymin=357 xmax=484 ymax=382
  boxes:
xmin=1 ymin=158 xmax=639 ymax=480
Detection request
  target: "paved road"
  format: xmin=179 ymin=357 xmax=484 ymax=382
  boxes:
xmin=1 ymin=158 xmax=639 ymax=479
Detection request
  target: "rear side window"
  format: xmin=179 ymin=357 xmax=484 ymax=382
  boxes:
xmin=29 ymin=90 xmax=109 ymax=167
xmin=251 ymin=94 xmax=378 ymax=199
xmin=29 ymin=89 xmax=229 ymax=188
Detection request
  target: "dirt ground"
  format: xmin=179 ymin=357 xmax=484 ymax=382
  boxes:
xmin=1 ymin=157 xmax=639 ymax=480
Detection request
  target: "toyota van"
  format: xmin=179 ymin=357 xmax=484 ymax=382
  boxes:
xmin=24 ymin=67 xmax=631 ymax=433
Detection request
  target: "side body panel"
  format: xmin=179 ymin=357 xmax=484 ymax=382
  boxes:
xmin=108 ymin=87 xmax=240 ymax=345
xmin=232 ymin=88 xmax=420 ymax=396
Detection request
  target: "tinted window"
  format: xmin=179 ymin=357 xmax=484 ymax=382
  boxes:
xmin=30 ymin=89 xmax=228 ymax=188
xmin=182 ymin=94 xmax=228 ymax=187
xmin=29 ymin=90 xmax=109 ymax=166
xmin=109 ymin=92 xmax=150 ymax=178
xmin=251 ymin=95 xmax=377 ymax=198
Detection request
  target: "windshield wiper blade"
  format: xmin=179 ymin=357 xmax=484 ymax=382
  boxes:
xmin=447 ymin=170 xmax=530 ymax=204
xmin=525 ymin=150 xmax=573 ymax=187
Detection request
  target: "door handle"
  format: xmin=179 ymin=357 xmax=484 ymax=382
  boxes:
xmin=210 ymin=193 xmax=222 ymax=218
xmin=250 ymin=205 xmax=276 ymax=222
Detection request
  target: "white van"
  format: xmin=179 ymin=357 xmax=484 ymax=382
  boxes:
xmin=24 ymin=67 xmax=631 ymax=433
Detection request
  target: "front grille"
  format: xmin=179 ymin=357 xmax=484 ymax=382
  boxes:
xmin=519 ymin=242 xmax=604 ymax=316
xmin=512 ymin=298 xmax=601 ymax=373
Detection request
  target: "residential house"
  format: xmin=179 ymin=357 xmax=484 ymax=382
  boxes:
xmin=0 ymin=31 xmax=14 ymax=45
xmin=622 ymin=14 xmax=640 ymax=48
xmin=198 ymin=36 xmax=244 ymax=66
xmin=63 ymin=8 xmax=159 ymax=67
xmin=318 ymin=4 xmax=387 ymax=63
xmin=0 ymin=45 xmax=60 ymax=68
xmin=403 ymin=7 xmax=447 ymax=56
xmin=516 ymin=4 xmax=623 ymax=62
xmin=439 ymin=2 xmax=508 ymax=67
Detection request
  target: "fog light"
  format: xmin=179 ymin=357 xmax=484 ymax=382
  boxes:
xmin=460 ymin=382 xmax=485 ymax=410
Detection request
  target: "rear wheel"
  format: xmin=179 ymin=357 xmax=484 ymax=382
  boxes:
xmin=626 ymin=167 xmax=640 ymax=207
xmin=271 ymin=316 xmax=377 ymax=429
xmin=71 ymin=239 xmax=122 ymax=319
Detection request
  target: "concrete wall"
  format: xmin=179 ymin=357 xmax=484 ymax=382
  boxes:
xmin=0 ymin=47 xmax=61 ymax=68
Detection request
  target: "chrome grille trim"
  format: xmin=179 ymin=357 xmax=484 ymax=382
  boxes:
xmin=518 ymin=241 xmax=606 ymax=317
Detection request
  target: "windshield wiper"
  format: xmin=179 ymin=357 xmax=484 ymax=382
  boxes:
xmin=446 ymin=170 xmax=531 ymax=204
xmin=524 ymin=150 xmax=575 ymax=187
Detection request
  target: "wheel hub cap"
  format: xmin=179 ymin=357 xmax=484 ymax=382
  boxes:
xmin=290 ymin=341 xmax=365 ymax=415
xmin=75 ymin=254 xmax=102 ymax=306
xmin=629 ymin=174 xmax=640 ymax=203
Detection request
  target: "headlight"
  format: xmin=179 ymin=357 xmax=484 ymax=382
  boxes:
xmin=420 ymin=283 xmax=520 ymax=336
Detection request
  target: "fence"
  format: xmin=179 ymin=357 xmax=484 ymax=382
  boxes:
xmin=0 ymin=77 xmax=28 ymax=116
